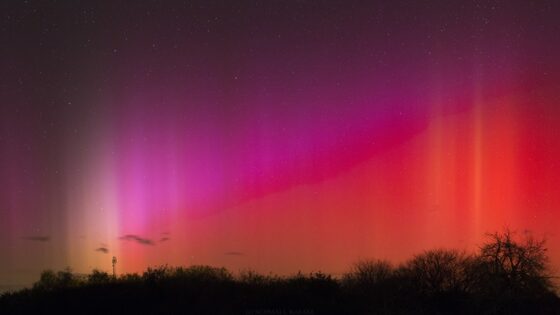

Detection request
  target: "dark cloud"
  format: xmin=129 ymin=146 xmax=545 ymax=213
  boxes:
xmin=95 ymin=247 xmax=109 ymax=254
xmin=21 ymin=236 xmax=50 ymax=242
xmin=119 ymin=234 xmax=154 ymax=246
xmin=224 ymin=251 xmax=245 ymax=256
xmin=160 ymin=237 xmax=170 ymax=242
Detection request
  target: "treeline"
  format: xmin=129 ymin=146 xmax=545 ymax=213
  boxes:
xmin=1 ymin=230 xmax=559 ymax=314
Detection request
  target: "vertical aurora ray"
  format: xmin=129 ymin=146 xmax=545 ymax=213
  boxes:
xmin=472 ymin=89 xmax=483 ymax=238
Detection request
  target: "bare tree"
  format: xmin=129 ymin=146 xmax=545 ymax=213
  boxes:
xmin=475 ymin=229 xmax=554 ymax=296
xmin=343 ymin=259 xmax=393 ymax=288
xmin=401 ymin=249 xmax=472 ymax=295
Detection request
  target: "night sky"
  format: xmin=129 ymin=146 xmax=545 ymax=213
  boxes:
xmin=1 ymin=1 xmax=560 ymax=288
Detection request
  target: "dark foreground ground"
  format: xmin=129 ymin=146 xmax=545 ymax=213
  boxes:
xmin=1 ymin=265 xmax=559 ymax=315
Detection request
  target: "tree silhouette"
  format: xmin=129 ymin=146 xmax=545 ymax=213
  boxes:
xmin=473 ymin=229 xmax=555 ymax=298
xmin=33 ymin=270 xmax=57 ymax=291
xmin=88 ymin=269 xmax=111 ymax=284
xmin=33 ymin=267 xmax=78 ymax=291
xmin=401 ymin=249 xmax=472 ymax=296
xmin=342 ymin=259 xmax=393 ymax=288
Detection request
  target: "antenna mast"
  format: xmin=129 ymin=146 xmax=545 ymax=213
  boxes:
xmin=112 ymin=256 xmax=117 ymax=278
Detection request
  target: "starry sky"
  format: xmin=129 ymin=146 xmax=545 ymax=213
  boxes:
xmin=1 ymin=1 xmax=560 ymax=288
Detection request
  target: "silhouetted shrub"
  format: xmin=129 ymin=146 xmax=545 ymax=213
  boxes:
xmin=342 ymin=259 xmax=393 ymax=288
xmin=33 ymin=267 xmax=80 ymax=291
xmin=88 ymin=269 xmax=111 ymax=284
xmin=172 ymin=265 xmax=233 ymax=283
xmin=143 ymin=265 xmax=170 ymax=285
xmin=119 ymin=272 xmax=141 ymax=283
xmin=32 ymin=270 xmax=57 ymax=291
xmin=401 ymin=249 xmax=472 ymax=296
xmin=238 ymin=269 xmax=274 ymax=285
